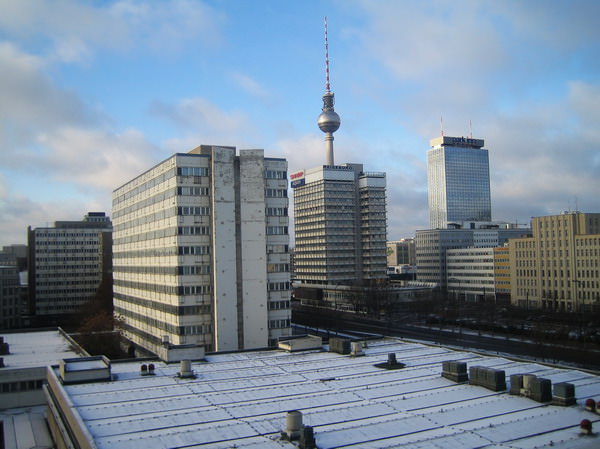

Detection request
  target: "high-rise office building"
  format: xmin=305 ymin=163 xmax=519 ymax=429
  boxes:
xmin=27 ymin=212 xmax=112 ymax=326
xmin=292 ymin=20 xmax=387 ymax=287
xmin=292 ymin=165 xmax=387 ymax=284
xmin=427 ymin=136 xmax=491 ymax=229
xmin=112 ymin=145 xmax=291 ymax=356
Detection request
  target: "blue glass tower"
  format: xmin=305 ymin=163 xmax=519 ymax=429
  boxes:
xmin=427 ymin=136 xmax=491 ymax=229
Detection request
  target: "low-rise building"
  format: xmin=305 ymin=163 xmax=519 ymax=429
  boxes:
xmin=0 ymin=329 xmax=84 ymax=409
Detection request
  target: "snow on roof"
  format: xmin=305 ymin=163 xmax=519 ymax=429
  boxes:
xmin=1 ymin=330 xmax=82 ymax=369
xmin=57 ymin=338 xmax=600 ymax=448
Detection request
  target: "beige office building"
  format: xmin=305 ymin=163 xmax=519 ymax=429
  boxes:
xmin=112 ymin=145 xmax=291 ymax=355
xmin=510 ymin=212 xmax=600 ymax=311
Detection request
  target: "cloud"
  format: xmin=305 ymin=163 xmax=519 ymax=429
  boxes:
xmin=35 ymin=127 xmax=165 ymax=191
xmin=229 ymin=72 xmax=270 ymax=99
xmin=0 ymin=0 xmax=225 ymax=63
xmin=150 ymin=97 xmax=263 ymax=151
xmin=0 ymin=43 xmax=94 ymax=136
xmin=0 ymin=174 xmax=105 ymax=245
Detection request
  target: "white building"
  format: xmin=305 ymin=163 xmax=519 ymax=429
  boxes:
xmin=416 ymin=222 xmax=530 ymax=288
xmin=292 ymin=164 xmax=387 ymax=285
xmin=427 ymin=136 xmax=492 ymax=229
xmin=446 ymin=247 xmax=496 ymax=301
xmin=27 ymin=212 xmax=112 ymax=326
xmin=112 ymin=145 xmax=291 ymax=356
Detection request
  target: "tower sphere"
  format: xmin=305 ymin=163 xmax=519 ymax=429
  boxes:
xmin=318 ymin=110 xmax=341 ymax=134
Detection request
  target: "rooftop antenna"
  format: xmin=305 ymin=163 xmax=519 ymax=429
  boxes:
xmin=469 ymin=119 xmax=473 ymax=139
xmin=440 ymin=116 xmax=444 ymax=137
xmin=318 ymin=16 xmax=341 ymax=166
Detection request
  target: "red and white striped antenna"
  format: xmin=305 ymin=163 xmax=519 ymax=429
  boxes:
xmin=325 ymin=16 xmax=331 ymax=93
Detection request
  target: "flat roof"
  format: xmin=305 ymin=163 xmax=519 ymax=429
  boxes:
xmin=1 ymin=330 xmax=82 ymax=370
xmin=54 ymin=338 xmax=600 ymax=448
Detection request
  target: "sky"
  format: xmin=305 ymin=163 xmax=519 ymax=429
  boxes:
xmin=1 ymin=0 xmax=599 ymax=247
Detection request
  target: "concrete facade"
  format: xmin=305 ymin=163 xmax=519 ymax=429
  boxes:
xmin=510 ymin=211 xmax=600 ymax=311
xmin=112 ymin=146 xmax=291 ymax=355
xmin=27 ymin=212 xmax=112 ymax=325
xmin=292 ymin=164 xmax=387 ymax=285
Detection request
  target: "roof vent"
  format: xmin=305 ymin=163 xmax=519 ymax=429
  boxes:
xmin=441 ymin=360 xmax=468 ymax=383
xmin=552 ymin=382 xmax=576 ymax=406
xmin=329 ymin=337 xmax=351 ymax=355
xmin=350 ymin=341 xmax=364 ymax=357
xmin=374 ymin=353 xmax=405 ymax=370
xmin=140 ymin=363 xmax=156 ymax=376
xmin=580 ymin=419 xmax=593 ymax=435
xmin=178 ymin=359 xmax=195 ymax=379
xmin=584 ymin=398 xmax=596 ymax=412
xmin=509 ymin=374 xmax=551 ymax=402
xmin=469 ymin=366 xmax=506 ymax=392
xmin=281 ymin=412 xmax=316 ymax=449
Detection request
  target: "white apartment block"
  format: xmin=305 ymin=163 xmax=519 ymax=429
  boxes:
xmin=112 ymin=145 xmax=291 ymax=355
xmin=27 ymin=212 xmax=112 ymax=324
xmin=292 ymin=164 xmax=387 ymax=285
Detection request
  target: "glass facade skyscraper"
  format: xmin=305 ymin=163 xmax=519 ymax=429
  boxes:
xmin=427 ymin=136 xmax=491 ymax=229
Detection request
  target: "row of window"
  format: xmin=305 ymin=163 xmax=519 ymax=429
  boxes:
xmin=267 ymin=263 xmax=290 ymax=273
xmin=269 ymin=318 xmax=290 ymax=329
xmin=177 ymin=167 xmax=209 ymax=177
xmin=115 ymin=292 xmax=210 ymax=315
xmin=268 ymin=300 xmax=290 ymax=310
xmin=177 ymin=186 xmax=210 ymax=196
xmin=265 ymin=189 xmax=288 ymax=198
xmin=178 ymin=226 xmax=210 ymax=236
xmin=265 ymin=170 xmax=287 ymax=179
xmin=266 ymin=207 xmax=288 ymax=216
xmin=115 ymin=306 xmax=210 ymax=336
xmin=268 ymin=281 xmax=290 ymax=291
xmin=115 ymin=279 xmax=211 ymax=296
xmin=1 ymin=379 xmax=45 ymax=394
xmin=178 ymin=206 xmax=210 ymax=216
xmin=114 ymin=265 xmax=210 ymax=276
xmin=266 ymin=226 xmax=288 ymax=235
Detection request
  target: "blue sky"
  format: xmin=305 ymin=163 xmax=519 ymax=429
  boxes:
xmin=1 ymin=0 xmax=599 ymax=247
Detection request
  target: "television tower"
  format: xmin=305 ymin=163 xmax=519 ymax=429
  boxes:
xmin=317 ymin=17 xmax=341 ymax=166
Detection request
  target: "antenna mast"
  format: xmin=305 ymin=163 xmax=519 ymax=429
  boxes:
xmin=325 ymin=16 xmax=330 ymax=93
xmin=469 ymin=119 xmax=473 ymax=139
